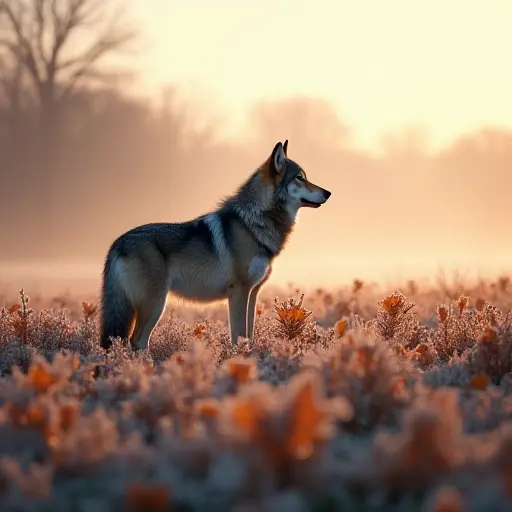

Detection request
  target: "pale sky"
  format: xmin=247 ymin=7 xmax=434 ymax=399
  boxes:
xmin=131 ymin=0 xmax=512 ymax=152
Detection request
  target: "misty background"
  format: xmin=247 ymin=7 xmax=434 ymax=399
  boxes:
xmin=0 ymin=0 xmax=511 ymax=295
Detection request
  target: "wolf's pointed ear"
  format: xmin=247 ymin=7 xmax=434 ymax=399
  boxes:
xmin=283 ymin=139 xmax=288 ymax=156
xmin=270 ymin=141 xmax=286 ymax=174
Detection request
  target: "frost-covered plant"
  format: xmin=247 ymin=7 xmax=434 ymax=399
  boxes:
xmin=374 ymin=290 xmax=427 ymax=351
xmin=273 ymin=294 xmax=312 ymax=340
xmin=467 ymin=312 xmax=512 ymax=384
xmin=0 ymin=283 xmax=511 ymax=510
xmin=306 ymin=328 xmax=415 ymax=432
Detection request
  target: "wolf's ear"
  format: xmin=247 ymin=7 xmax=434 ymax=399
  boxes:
xmin=270 ymin=141 xmax=286 ymax=174
xmin=283 ymin=139 xmax=288 ymax=156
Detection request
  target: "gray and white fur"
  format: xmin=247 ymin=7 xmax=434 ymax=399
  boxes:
xmin=100 ymin=140 xmax=331 ymax=350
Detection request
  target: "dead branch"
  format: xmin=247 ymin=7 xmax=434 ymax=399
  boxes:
xmin=0 ymin=0 xmax=138 ymax=103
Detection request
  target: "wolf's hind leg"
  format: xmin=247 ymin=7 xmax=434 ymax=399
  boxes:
xmin=130 ymin=291 xmax=167 ymax=351
xmin=227 ymin=285 xmax=251 ymax=344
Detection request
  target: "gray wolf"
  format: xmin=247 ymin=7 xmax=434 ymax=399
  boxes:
xmin=100 ymin=140 xmax=331 ymax=350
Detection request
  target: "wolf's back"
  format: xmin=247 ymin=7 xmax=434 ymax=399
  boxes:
xmin=100 ymin=247 xmax=135 ymax=349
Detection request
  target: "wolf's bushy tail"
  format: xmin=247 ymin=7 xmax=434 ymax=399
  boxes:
xmin=100 ymin=252 xmax=134 ymax=350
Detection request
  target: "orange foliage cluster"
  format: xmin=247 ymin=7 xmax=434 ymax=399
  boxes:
xmin=0 ymin=280 xmax=511 ymax=510
xmin=273 ymin=293 xmax=312 ymax=339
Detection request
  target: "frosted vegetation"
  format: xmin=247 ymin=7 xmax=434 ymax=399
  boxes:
xmin=0 ymin=278 xmax=511 ymax=511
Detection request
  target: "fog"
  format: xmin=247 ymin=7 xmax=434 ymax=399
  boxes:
xmin=1 ymin=0 xmax=511 ymax=296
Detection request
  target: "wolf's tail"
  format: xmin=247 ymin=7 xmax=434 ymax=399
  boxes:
xmin=100 ymin=250 xmax=134 ymax=350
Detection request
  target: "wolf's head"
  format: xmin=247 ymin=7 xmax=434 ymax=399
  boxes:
xmin=259 ymin=140 xmax=331 ymax=215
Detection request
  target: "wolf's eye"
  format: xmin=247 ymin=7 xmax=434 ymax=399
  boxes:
xmin=295 ymin=175 xmax=305 ymax=182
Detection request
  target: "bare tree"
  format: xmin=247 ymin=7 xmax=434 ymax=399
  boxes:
xmin=0 ymin=0 xmax=138 ymax=252
xmin=0 ymin=0 xmax=137 ymax=140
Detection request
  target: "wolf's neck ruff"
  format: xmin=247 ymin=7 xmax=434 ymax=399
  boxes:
xmin=222 ymin=171 xmax=295 ymax=258
xmin=233 ymin=201 xmax=293 ymax=258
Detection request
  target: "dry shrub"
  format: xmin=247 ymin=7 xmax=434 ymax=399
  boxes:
xmin=215 ymin=371 xmax=352 ymax=490
xmin=215 ymin=356 xmax=259 ymax=396
xmin=375 ymin=290 xmax=427 ymax=351
xmin=273 ymin=294 xmax=312 ymax=340
xmin=368 ymin=388 xmax=466 ymax=492
xmin=0 ymin=283 xmax=511 ymax=510
xmin=467 ymin=313 xmax=512 ymax=384
xmin=306 ymin=328 xmax=415 ymax=432
xmin=433 ymin=297 xmax=481 ymax=362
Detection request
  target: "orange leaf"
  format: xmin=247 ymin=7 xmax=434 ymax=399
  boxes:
xmin=383 ymin=294 xmax=401 ymax=312
xmin=438 ymin=305 xmax=449 ymax=323
xmin=60 ymin=403 xmax=78 ymax=431
xmin=81 ymin=301 xmax=98 ymax=318
xmin=8 ymin=304 xmax=21 ymax=314
xmin=232 ymin=398 xmax=264 ymax=440
xmin=126 ymin=483 xmax=169 ymax=512
xmin=335 ymin=319 xmax=348 ymax=337
xmin=292 ymin=308 xmax=303 ymax=322
xmin=481 ymin=326 xmax=498 ymax=344
xmin=193 ymin=324 xmax=206 ymax=337
xmin=470 ymin=374 xmax=489 ymax=391
xmin=415 ymin=343 xmax=429 ymax=354
xmin=28 ymin=363 xmax=58 ymax=393
xmin=457 ymin=296 xmax=469 ymax=314
xmin=228 ymin=360 xmax=253 ymax=384
xmin=286 ymin=379 xmax=324 ymax=459
xmin=197 ymin=400 xmax=220 ymax=418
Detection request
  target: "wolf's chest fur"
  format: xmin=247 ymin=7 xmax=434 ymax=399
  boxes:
xmin=166 ymin=255 xmax=271 ymax=302
xmin=165 ymin=213 xmax=273 ymax=302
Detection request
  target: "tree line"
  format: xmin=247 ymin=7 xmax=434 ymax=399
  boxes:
xmin=1 ymin=0 xmax=511 ymax=262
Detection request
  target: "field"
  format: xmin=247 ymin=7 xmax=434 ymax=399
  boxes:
xmin=0 ymin=276 xmax=511 ymax=512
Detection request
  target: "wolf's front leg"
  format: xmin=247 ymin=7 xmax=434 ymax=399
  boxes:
xmin=247 ymin=269 xmax=271 ymax=339
xmin=247 ymin=289 xmax=259 ymax=340
xmin=227 ymin=285 xmax=250 ymax=344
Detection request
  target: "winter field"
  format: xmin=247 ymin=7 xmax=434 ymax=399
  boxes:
xmin=0 ymin=276 xmax=511 ymax=512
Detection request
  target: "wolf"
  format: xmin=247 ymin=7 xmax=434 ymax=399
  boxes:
xmin=100 ymin=140 xmax=331 ymax=351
